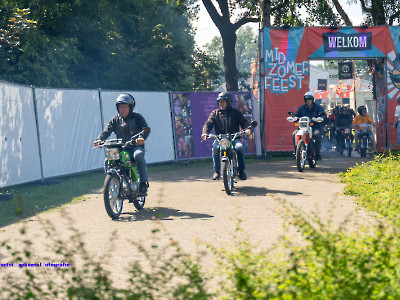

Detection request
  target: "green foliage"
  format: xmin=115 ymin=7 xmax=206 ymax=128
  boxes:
xmin=210 ymin=203 xmax=400 ymax=299
xmin=0 ymin=0 xmax=214 ymax=91
xmin=340 ymin=152 xmax=400 ymax=218
xmin=1 ymin=218 xmax=211 ymax=299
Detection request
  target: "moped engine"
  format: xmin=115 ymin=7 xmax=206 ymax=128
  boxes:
xmin=128 ymin=178 xmax=138 ymax=193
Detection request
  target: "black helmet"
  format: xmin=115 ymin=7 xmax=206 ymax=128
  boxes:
xmin=357 ymin=105 xmax=366 ymax=115
xmin=304 ymin=91 xmax=314 ymax=103
xmin=115 ymin=93 xmax=135 ymax=113
xmin=217 ymin=92 xmax=233 ymax=107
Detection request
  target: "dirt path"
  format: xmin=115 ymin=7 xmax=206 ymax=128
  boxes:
xmin=0 ymin=152 xmax=374 ymax=288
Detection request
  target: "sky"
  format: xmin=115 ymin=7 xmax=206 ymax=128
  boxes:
xmin=194 ymin=1 xmax=365 ymax=47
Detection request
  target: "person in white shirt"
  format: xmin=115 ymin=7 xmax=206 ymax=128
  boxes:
xmin=393 ymin=98 xmax=400 ymax=146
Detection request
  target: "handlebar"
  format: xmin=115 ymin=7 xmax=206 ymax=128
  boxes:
xmin=287 ymin=116 xmax=324 ymax=122
xmin=202 ymin=121 xmax=257 ymax=142
xmin=93 ymin=127 xmax=150 ymax=149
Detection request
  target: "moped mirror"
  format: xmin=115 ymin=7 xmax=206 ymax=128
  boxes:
xmin=288 ymin=111 xmax=294 ymax=115
xmin=250 ymin=120 xmax=258 ymax=128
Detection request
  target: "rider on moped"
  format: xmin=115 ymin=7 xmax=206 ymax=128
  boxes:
xmin=201 ymin=92 xmax=251 ymax=180
xmin=334 ymin=106 xmax=353 ymax=152
xmin=93 ymin=93 xmax=150 ymax=195
xmin=292 ymin=91 xmax=326 ymax=160
xmin=352 ymin=105 xmax=376 ymax=153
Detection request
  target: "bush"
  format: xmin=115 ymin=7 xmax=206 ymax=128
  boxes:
xmin=340 ymin=153 xmax=400 ymax=218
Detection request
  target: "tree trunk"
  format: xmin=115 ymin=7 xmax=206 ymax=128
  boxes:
xmin=260 ymin=0 xmax=271 ymax=28
xmin=221 ymin=28 xmax=238 ymax=91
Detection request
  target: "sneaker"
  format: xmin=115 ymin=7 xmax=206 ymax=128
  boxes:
xmin=139 ymin=182 xmax=148 ymax=195
xmin=316 ymin=153 xmax=322 ymax=161
xmin=238 ymin=170 xmax=247 ymax=180
xmin=213 ymin=171 xmax=220 ymax=180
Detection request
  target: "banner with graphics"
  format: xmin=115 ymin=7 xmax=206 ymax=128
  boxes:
xmin=171 ymin=92 xmax=256 ymax=160
xmin=263 ymin=26 xmax=399 ymax=151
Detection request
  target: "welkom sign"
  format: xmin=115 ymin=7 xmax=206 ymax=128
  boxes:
xmin=261 ymin=26 xmax=400 ymax=152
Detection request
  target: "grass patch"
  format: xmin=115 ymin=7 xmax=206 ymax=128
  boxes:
xmin=0 ymin=172 xmax=105 ymax=228
xmin=340 ymin=152 xmax=400 ymax=218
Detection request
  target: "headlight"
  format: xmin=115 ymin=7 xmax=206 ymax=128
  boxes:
xmin=344 ymin=128 xmax=350 ymax=134
xmin=299 ymin=121 xmax=308 ymax=128
xmin=106 ymin=148 xmax=120 ymax=160
xmin=219 ymin=139 xmax=230 ymax=150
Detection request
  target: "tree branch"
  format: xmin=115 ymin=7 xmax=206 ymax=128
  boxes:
xmin=389 ymin=10 xmax=400 ymax=25
xmin=201 ymin=0 xmax=224 ymax=29
xmin=359 ymin=0 xmax=372 ymax=14
xmin=233 ymin=17 xmax=260 ymax=31
xmin=332 ymin=0 xmax=352 ymax=26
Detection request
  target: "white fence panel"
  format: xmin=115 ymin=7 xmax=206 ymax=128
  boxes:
xmin=35 ymin=89 xmax=104 ymax=178
xmin=0 ymin=83 xmax=41 ymax=187
xmin=101 ymin=91 xmax=175 ymax=164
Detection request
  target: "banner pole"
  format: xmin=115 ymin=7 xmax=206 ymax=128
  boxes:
xmin=258 ymin=28 xmax=266 ymax=154
xmin=31 ymin=85 xmax=45 ymax=182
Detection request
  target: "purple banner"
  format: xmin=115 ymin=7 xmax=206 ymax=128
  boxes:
xmin=171 ymin=92 xmax=256 ymax=160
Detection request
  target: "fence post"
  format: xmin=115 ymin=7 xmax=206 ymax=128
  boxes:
xmin=168 ymin=91 xmax=178 ymax=162
xmin=98 ymin=88 xmax=105 ymax=130
xmin=31 ymin=85 xmax=45 ymax=182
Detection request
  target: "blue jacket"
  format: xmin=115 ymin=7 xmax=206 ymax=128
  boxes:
xmin=294 ymin=103 xmax=326 ymax=129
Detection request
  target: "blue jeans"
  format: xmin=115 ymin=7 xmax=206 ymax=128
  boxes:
xmin=129 ymin=146 xmax=148 ymax=182
xmin=397 ymin=124 xmax=400 ymax=146
xmin=212 ymin=139 xmax=245 ymax=173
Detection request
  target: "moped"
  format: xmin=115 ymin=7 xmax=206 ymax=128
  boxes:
xmin=206 ymin=121 xmax=257 ymax=195
xmin=94 ymin=127 xmax=150 ymax=219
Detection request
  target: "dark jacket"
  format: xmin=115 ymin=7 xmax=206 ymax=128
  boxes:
xmin=202 ymin=107 xmax=250 ymax=135
xmin=97 ymin=112 xmax=149 ymax=143
xmin=294 ymin=103 xmax=326 ymax=129
xmin=334 ymin=114 xmax=353 ymax=129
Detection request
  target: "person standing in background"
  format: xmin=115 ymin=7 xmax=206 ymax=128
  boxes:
xmin=393 ymin=97 xmax=400 ymax=147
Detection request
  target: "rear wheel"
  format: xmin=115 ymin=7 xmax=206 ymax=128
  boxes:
xmin=133 ymin=195 xmax=146 ymax=210
xmin=361 ymin=137 xmax=367 ymax=157
xmin=222 ymin=159 xmax=234 ymax=195
xmin=296 ymin=141 xmax=306 ymax=172
xmin=308 ymin=142 xmax=317 ymax=168
xmin=103 ymin=174 xmax=123 ymax=219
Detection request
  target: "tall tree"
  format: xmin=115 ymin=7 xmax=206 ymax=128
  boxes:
xmin=201 ymin=0 xmax=259 ymax=91
xmin=205 ymin=25 xmax=257 ymax=90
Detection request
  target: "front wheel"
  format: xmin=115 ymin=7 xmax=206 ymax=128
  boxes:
xmin=296 ymin=140 xmax=306 ymax=172
xmin=222 ymin=159 xmax=234 ymax=195
xmin=103 ymin=174 xmax=124 ymax=219
xmin=346 ymin=137 xmax=352 ymax=157
xmin=361 ymin=137 xmax=367 ymax=157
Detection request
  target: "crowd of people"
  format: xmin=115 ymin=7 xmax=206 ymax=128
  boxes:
xmin=324 ymin=103 xmax=376 ymax=154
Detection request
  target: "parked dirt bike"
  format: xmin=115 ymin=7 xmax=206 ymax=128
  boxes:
xmin=356 ymin=123 xmax=371 ymax=157
xmin=94 ymin=127 xmax=150 ymax=219
xmin=205 ymin=121 xmax=258 ymax=195
xmin=336 ymin=127 xmax=353 ymax=157
xmin=287 ymin=113 xmax=324 ymax=172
